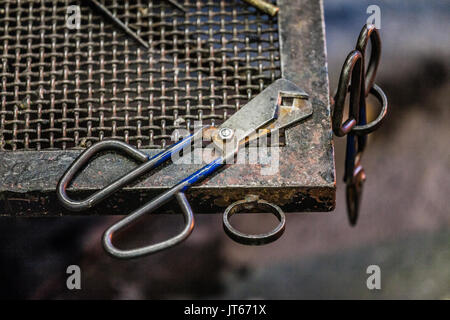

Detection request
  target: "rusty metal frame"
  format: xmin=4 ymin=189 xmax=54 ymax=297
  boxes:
xmin=0 ymin=0 xmax=335 ymax=216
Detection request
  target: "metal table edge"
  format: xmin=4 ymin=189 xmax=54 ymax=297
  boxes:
xmin=0 ymin=0 xmax=336 ymax=215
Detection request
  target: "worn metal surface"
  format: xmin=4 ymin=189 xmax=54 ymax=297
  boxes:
xmin=0 ymin=0 xmax=335 ymax=216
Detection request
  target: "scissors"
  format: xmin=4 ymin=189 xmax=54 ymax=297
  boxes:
xmin=332 ymin=24 xmax=388 ymax=225
xmin=57 ymin=79 xmax=313 ymax=259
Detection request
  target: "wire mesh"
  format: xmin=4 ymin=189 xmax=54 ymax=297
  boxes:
xmin=0 ymin=0 xmax=281 ymax=150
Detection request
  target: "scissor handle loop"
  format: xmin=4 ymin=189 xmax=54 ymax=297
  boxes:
xmin=332 ymin=50 xmax=364 ymax=137
xmin=57 ymin=132 xmax=199 ymax=211
xmin=332 ymin=24 xmax=385 ymax=137
xmin=103 ymin=192 xmax=194 ymax=259
xmin=57 ymin=140 xmax=149 ymax=211
xmin=56 ymin=128 xmax=225 ymax=258
xmin=356 ymin=24 xmax=381 ymax=95
xmin=352 ymin=83 xmax=388 ymax=136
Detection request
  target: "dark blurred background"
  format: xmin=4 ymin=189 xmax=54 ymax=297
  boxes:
xmin=1 ymin=0 xmax=449 ymax=299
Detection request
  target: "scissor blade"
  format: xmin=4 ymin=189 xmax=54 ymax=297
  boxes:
xmin=262 ymin=90 xmax=312 ymax=132
xmin=217 ymin=79 xmax=312 ymax=144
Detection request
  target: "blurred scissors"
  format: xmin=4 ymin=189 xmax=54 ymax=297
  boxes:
xmin=57 ymin=79 xmax=313 ymax=259
xmin=332 ymin=24 xmax=388 ymax=225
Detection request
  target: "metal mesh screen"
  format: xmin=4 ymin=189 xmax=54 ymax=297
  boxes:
xmin=0 ymin=0 xmax=281 ymax=151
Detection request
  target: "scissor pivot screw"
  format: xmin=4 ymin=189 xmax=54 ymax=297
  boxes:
xmin=218 ymin=128 xmax=234 ymax=140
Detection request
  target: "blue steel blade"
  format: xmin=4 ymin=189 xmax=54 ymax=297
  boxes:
xmin=180 ymin=157 xmax=225 ymax=191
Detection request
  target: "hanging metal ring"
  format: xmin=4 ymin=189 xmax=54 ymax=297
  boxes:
xmin=223 ymin=196 xmax=286 ymax=245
